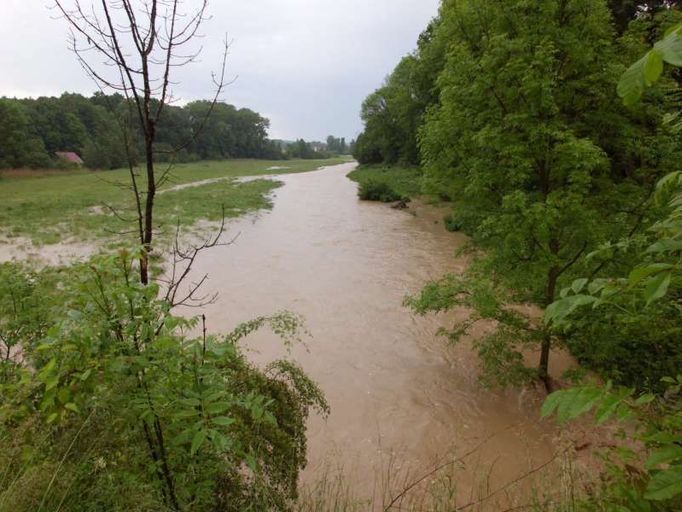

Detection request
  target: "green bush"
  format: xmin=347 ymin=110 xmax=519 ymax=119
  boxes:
xmin=357 ymin=179 xmax=404 ymax=202
xmin=443 ymin=214 xmax=463 ymax=232
xmin=0 ymin=253 xmax=328 ymax=511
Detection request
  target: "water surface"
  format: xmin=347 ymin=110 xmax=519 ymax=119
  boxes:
xmin=185 ymin=162 xmax=559 ymax=506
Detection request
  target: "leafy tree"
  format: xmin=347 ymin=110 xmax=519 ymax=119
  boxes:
xmin=540 ymin=22 xmax=682 ymax=510
xmin=0 ymin=93 xmax=287 ymax=170
xmin=544 ymin=171 xmax=682 ymax=508
xmin=408 ymin=0 xmax=680 ymax=389
xmin=354 ymin=55 xmax=424 ymax=165
xmin=0 ymin=99 xmax=50 ymax=168
xmin=325 ymin=136 xmax=347 ymax=154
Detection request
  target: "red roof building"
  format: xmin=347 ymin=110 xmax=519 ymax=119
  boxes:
xmin=55 ymin=152 xmax=85 ymax=165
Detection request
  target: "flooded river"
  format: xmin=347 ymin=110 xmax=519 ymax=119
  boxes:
xmin=184 ymin=162 xmax=565 ymax=507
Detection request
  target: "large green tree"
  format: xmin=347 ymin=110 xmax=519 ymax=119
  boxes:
xmin=410 ymin=0 xmax=679 ymax=388
xmin=0 ymin=99 xmax=50 ymax=169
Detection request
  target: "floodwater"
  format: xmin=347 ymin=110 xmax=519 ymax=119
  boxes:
xmin=184 ymin=162 xmax=567 ymax=507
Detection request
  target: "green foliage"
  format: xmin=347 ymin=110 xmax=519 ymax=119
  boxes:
xmin=347 ymin=166 xmax=422 ymax=202
xmin=357 ymin=180 xmax=403 ymax=202
xmin=325 ymin=136 xmax=348 ymax=155
xmin=183 ymin=100 xmax=277 ymax=161
xmin=399 ymin=0 xmax=682 ymax=386
xmin=0 ymin=263 xmax=55 ymax=381
xmin=405 ymin=270 xmax=542 ymax=387
xmin=542 ymin=170 xmax=682 ymax=508
xmin=442 ymin=214 xmax=463 ymax=233
xmin=0 ymin=93 xmax=288 ymax=170
xmin=536 ymin=14 xmax=682 ymax=509
xmin=542 ymin=378 xmax=682 ymax=510
xmin=353 ymin=53 xmax=432 ymax=165
xmin=0 ymin=99 xmax=51 ymax=169
xmin=0 ymin=253 xmax=328 ymax=511
xmin=285 ymin=139 xmax=331 ymax=160
xmin=618 ymin=23 xmax=682 ymax=105
xmin=546 ymin=172 xmax=682 ymax=391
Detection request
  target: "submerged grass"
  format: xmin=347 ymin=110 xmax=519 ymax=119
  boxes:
xmin=0 ymin=158 xmax=345 ymax=246
xmin=347 ymin=166 xmax=423 ymax=202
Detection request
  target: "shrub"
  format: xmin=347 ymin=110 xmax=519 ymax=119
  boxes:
xmin=443 ymin=214 xmax=463 ymax=232
xmin=0 ymin=253 xmax=328 ymax=511
xmin=357 ymin=179 xmax=403 ymax=202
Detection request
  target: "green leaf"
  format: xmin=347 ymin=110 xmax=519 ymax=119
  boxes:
xmin=644 ymin=467 xmax=682 ymax=501
xmin=245 ymin=453 xmax=258 ymax=472
xmin=595 ymin=394 xmax=621 ymax=425
xmin=618 ymin=53 xmax=650 ymax=106
xmin=644 ymin=49 xmax=664 ymax=84
xmin=628 ymin=264 xmax=673 ymax=287
xmin=65 ymin=403 xmax=79 ymax=413
xmin=57 ymin=388 xmax=71 ymax=404
xmin=541 ymin=391 xmax=564 ymax=419
xmin=206 ymin=401 xmax=231 ymax=415
xmin=561 ymin=387 xmax=601 ymax=423
xmin=663 ymin=22 xmax=682 ymax=38
xmin=644 ymin=271 xmax=672 ymax=305
xmin=45 ymin=376 xmax=59 ymax=391
xmin=211 ymin=416 xmax=235 ymax=427
xmin=571 ymin=278 xmax=588 ymax=294
xmin=634 ymin=394 xmax=655 ymax=406
xmin=191 ymin=430 xmax=207 ymax=455
xmin=39 ymin=358 xmax=57 ymax=377
xmin=655 ymin=31 xmax=682 ymax=66
xmin=647 ymin=240 xmax=682 ymax=254
xmin=173 ymin=409 xmax=200 ymax=419
xmin=646 ymin=446 xmax=682 ymax=469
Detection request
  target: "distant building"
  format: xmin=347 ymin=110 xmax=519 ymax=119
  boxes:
xmin=55 ymin=152 xmax=85 ymax=166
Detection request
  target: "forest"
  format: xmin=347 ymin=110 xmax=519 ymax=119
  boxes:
xmin=352 ymin=0 xmax=682 ymax=509
xmin=0 ymin=93 xmax=345 ymax=170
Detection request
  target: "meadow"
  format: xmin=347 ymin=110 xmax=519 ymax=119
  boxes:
xmin=0 ymin=158 xmax=346 ymax=246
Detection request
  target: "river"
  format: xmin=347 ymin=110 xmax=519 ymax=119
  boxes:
xmin=181 ymin=162 xmax=566 ymax=508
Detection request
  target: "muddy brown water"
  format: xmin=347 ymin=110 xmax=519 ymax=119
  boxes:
xmin=180 ymin=162 xmax=567 ymax=507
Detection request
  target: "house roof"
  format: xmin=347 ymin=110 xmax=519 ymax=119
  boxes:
xmin=55 ymin=152 xmax=84 ymax=164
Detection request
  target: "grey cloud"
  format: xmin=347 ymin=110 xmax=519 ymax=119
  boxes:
xmin=0 ymin=0 xmax=440 ymax=141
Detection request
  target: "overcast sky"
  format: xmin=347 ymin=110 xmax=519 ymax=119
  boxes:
xmin=0 ymin=0 xmax=440 ymax=141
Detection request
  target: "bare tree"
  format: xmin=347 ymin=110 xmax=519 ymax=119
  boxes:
xmin=52 ymin=2 xmax=230 ymax=508
xmin=54 ymin=0 xmax=229 ymax=287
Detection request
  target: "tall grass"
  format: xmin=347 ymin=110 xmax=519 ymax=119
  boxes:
xmin=297 ymin=444 xmax=587 ymax=512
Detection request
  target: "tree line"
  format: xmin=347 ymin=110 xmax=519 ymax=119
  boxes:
xmin=0 ymin=92 xmax=344 ymax=170
xmin=359 ymin=0 xmax=681 ymax=391
xmin=357 ymin=1 xmax=682 ymax=508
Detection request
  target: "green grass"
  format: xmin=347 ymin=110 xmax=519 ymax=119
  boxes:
xmin=347 ymin=165 xmax=423 ymax=201
xmin=0 ymin=158 xmax=346 ymax=245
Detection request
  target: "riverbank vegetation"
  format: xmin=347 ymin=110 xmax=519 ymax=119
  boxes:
xmin=0 ymin=158 xmax=343 ymax=246
xmin=354 ymin=0 xmax=682 ymax=509
xmin=0 ymin=254 xmax=329 ymax=512
xmin=0 ymin=93 xmax=350 ymax=171
xmin=348 ymin=166 xmax=422 ymax=203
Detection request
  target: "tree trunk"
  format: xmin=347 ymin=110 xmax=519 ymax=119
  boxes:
xmin=140 ymin=129 xmax=156 ymax=286
xmin=540 ymin=265 xmax=559 ymax=392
